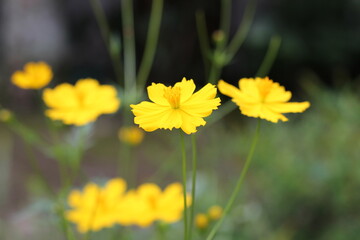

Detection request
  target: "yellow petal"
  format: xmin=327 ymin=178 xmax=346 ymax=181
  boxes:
xmin=266 ymin=101 xmax=310 ymax=113
xmin=179 ymin=110 xmax=206 ymax=134
xmin=131 ymin=101 xmax=170 ymax=132
xmin=147 ymin=83 xmax=169 ymax=106
xmin=175 ymin=78 xmax=196 ymax=103
xmin=238 ymin=78 xmax=262 ymax=102
xmin=218 ymin=80 xmax=242 ymax=100
xmin=159 ymin=109 xmax=183 ymax=130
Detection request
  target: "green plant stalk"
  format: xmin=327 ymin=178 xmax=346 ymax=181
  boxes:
xmin=225 ymin=0 xmax=257 ymax=60
xmin=121 ymin=0 xmax=137 ymax=94
xmin=188 ymin=134 xmax=198 ymax=240
xmin=56 ymin=200 xmax=77 ymax=240
xmin=180 ymin=131 xmax=188 ymax=240
xmin=89 ymin=0 xmax=123 ymax=84
xmin=207 ymin=59 xmax=223 ymax=84
xmin=137 ymin=0 xmax=164 ymax=89
xmin=218 ymin=0 xmax=231 ymax=49
xmin=255 ymin=35 xmax=282 ymax=77
xmin=206 ymin=119 xmax=261 ymax=240
xmin=195 ymin=11 xmax=211 ymax=79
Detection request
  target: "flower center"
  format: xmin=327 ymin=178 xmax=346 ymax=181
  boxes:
xmin=163 ymin=86 xmax=181 ymax=109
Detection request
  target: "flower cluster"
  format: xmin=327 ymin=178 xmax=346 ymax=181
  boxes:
xmin=11 ymin=62 xmax=53 ymax=89
xmin=195 ymin=205 xmax=223 ymax=230
xmin=66 ymin=178 xmax=191 ymax=233
xmin=43 ymin=78 xmax=120 ymax=126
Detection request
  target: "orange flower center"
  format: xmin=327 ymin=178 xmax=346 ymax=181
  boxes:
xmin=163 ymin=86 xmax=181 ymax=109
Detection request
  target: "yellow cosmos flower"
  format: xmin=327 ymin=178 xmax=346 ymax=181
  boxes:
xmin=127 ymin=182 xmax=192 ymax=227
xmin=43 ymin=78 xmax=120 ymax=126
xmin=207 ymin=205 xmax=223 ymax=220
xmin=66 ymin=178 xmax=128 ymax=233
xmin=118 ymin=126 xmax=144 ymax=145
xmin=218 ymin=77 xmax=310 ymax=122
xmin=11 ymin=62 xmax=53 ymax=89
xmin=195 ymin=213 xmax=209 ymax=229
xmin=130 ymin=78 xmax=221 ymax=134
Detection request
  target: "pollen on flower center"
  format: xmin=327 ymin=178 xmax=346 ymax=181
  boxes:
xmin=163 ymin=86 xmax=181 ymax=108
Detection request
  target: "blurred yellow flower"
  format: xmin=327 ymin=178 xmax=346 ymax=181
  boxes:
xmin=43 ymin=78 xmax=120 ymax=126
xmin=208 ymin=205 xmax=223 ymax=220
xmin=130 ymin=78 xmax=221 ymax=134
xmin=11 ymin=62 xmax=53 ymax=89
xmin=0 ymin=109 xmax=12 ymax=122
xmin=195 ymin=213 xmax=209 ymax=229
xmin=118 ymin=126 xmax=144 ymax=145
xmin=66 ymin=178 xmax=128 ymax=233
xmin=218 ymin=77 xmax=310 ymax=122
xmin=129 ymin=182 xmax=191 ymax=227
xmin=66 ymin=179 xmax=191 ymax=232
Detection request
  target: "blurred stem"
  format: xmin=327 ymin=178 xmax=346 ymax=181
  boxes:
xmin=180 ymin=131 xmax=188 ymax=240
xmin=188 ymin=134 xmax=197 ymax=240
xmin=196 ymin=10 xmax=211 ymax=79
xmin=56 ymin=200 xmax=77 ymax=240
xmin=207 ymin=60 xmax=222 ymax=84
xmin=219 ymin=0 xmax=231 ymax=49
xmin=137 ymin=0 xmax=164 ymax=89
xmin=24 ymin=143 xmax=54 ymax=195
xmin=121 ymin=0 xmax=137 ymax=94
xmin=225 ymin=0 xmax=257 ymax=60
xmin=255 ymin=35 xmax=282 ymax=77
xmin=206 ymin=119 xmax=261 ymax=240
xmin=89 ymin=0 xmax=123 ymax=85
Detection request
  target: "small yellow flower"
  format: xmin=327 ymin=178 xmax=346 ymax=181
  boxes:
xmin=118 ymin=126 xmax=144 ymax=145
xmin=218 ymin=77 xmax=310 ymax=122
xmin=11 ymin=62 xmax=53 ymax=89
xmin=208 ymin=205 xmax=223 ymax=220
xmin=66 ymin=178 xmax=128 ymax=233
xmin=130 ymin=78 xmax=221 ymax=134
xmin=43 ymin=78 xmax=120 ymax=126
xmin=0 ymin=109 xmax=12 ymax=122
xmin=195 ymin=213 xmax=209 ymax=229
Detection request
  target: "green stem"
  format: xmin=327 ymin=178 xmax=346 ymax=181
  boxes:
xmin=218 ymin=0 xmax=231 ymax=49
xmin=188 ymin=134 xmax=198 ymax=240
xmin=180 ymin=131 xmax=188 ymax=240
xmin=207 ymin=60 xmax=222 ymax=84
xmin=255 ymin=35 xmax=282 ymax=77
xmin=225 ymin=0 xmax=257 ymax=60
xmin=195 ymin=10 xmax=211 ymax=79
xmin=137 ymin=0 xmax=164 ymax=89
xmin=89 ymin=0 xmax=123 ymax=84
xmin=121 ymin=0 xmax=137 ymax=94
xmin=206 ymin=119 xmax=261 ymax=240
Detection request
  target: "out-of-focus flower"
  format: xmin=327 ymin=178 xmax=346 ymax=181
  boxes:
xmin=118 ymin=126 xmax=144 ymax=145
xmin=218 ymin=77 xmax=310 ymax=122
xmin=130 ymin=78 xmax=221 ymax=134
xmin=195 ymin=213 xmax=209 ymax=229
xmin=11 ymin=62 xmax=53 ymax=89
xmin=67 ymin=179 xmax=191 ymax=232
xmin=208 ymin=205 xmax=223 ymax=220
xmin=43 ymin=78 xmax=120 ymax=126
xmin=0 ymin=109 xmax=12 ymax=122
xmin=66 ymin=178 xmax=128 ymax=233
xmin=127 ymin=182 xmax=191 ymax=227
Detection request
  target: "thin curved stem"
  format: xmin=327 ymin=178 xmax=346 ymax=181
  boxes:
xmin=188 ymin=134 xmax=198 ymax=240
xmin=137 ymin=0 xmax=164 ymax=89
xmin=195 ymin=10 xmax=211 ymax=80
xmin=121 ymin=0 xmax=137 ymax=94
xmin=180 ymin=131 xmax=188 ymax=240
xmin=206 ymin=119 xmax=261 ymax=240
xmin=255 ymin=35 xmax=282 ymax=77
xmin=89 ymin=0 xmax=123 ymax=85
xmin=225 ymin=0 xmax=257 ymax=60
